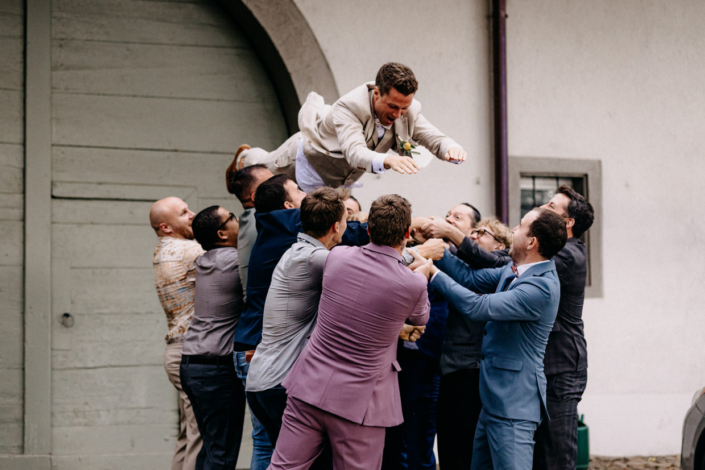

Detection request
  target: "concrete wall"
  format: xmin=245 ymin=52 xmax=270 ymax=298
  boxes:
xmin=0 ymin=0 xmax=25 ymax=455
xmin=505 ymin=0 xmax=705 ymax=455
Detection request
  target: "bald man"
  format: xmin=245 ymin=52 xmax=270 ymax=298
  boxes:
xmin=150 ymin=197 xmax=204 ymax=470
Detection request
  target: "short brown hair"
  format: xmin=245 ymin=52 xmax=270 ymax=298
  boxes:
xmin=375 ymin=62 xmax=418 ymax=96
xmin=301 ymin=188 xmax=346 ymax=238
xmin=529 ymin=208 xmax=567 ymax=259
xmin=477 ymin=217 xmax=512 ymax=248
xmin=367 ymin=194 xmax=411 ymax=247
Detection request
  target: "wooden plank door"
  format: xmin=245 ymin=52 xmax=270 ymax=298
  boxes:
xmin=48 ymin=0 xmax=288 ymax=467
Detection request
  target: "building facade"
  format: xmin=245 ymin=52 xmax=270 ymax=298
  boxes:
xmin=1 ymin=0 xmax=703 ymax=467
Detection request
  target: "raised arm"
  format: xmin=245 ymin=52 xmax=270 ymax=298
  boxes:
xmin=341 ymin=221 xmax=370 ymax=246
xmin=456 ymin=237 xmax=511 ymax=270
xmin=435 ymin=249 xmax=504 ymax=295
xmin=431 ymin=272 xmax=551 ymax=322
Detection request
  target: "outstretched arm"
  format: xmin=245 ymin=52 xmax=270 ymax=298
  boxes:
xmin=456 ymin=237 xmax=511 ymax=270
xmin=431 ymin=272 xmax=551 ymax=322
xmin=434 ymin=249 xmax=504 ymax=295
xmin=411 ymin=113 xmax=466 ymax=163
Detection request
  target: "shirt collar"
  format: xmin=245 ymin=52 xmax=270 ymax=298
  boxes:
xmin=363 ymin=243 xmax=403 ymax=261
xmin=297 ymin=232 xmax=327 ymax=249
xmin=374 ymin=115 xmax=392 ymax=130
xmin=516 ymin=260 xmax=551 ymax=277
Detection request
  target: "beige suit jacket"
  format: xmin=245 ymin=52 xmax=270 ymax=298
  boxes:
xmin=298 ymin=82 xmax=459 ymax=188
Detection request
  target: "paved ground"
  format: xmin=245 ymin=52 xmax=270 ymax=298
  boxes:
xmin=589 ymin=455 xmax=680 ymax=469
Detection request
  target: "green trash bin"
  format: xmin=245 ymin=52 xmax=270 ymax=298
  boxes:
xmin=576 ymin=414 xmax=590 ymax=469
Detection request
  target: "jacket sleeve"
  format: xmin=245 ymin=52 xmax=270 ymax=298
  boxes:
xmin=456 ymin=237 xmax=511 ymax=270
xmin=435 ymin=249 xmax=503 ymax=295
xmin=407 ymin=282 xmax=430 ymax=327
xmin=411 ymin=113 xmax=460 ymax=161
xmin=431 ymin=272 xmax=552 ymax=322
xmin=341 ymin=221 xmax=370 ymax=247
xmin=333 ymin=104 xmax=379 ymax=172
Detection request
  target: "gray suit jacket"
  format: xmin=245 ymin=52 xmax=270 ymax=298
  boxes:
xmin=297 ymin=82 xmax=459 ymax=187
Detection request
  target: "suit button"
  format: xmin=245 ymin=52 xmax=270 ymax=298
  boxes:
xmin=483 ymin=330 xmax=487 ymax=336
xmin=481 ymin=355 xmax=485 ymax=360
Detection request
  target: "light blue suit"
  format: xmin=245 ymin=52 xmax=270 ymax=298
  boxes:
xmin=430 ymin=250 xmax=560 ymax=470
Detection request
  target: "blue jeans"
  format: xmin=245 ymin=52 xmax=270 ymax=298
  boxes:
xmin=234 ymin=352 xmax=274 ymax=470
xmin=246 ymin=385 xmax=288 ymax=446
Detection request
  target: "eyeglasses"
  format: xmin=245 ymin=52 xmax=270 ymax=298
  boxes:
xmin=471 ymin=228 xmax=502 ymax=244
xmin=218 ymin=212 xmax=237 ymax=231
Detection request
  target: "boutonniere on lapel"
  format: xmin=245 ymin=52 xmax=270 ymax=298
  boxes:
xmin=396 ymin=134 xmax=420 ymax=157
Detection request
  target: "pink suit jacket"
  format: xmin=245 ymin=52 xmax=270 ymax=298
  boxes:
xmin=282 ymin=243 xmax=430 ymax=428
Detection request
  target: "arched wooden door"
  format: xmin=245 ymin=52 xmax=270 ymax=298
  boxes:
xmin=49 ymin=0 xmax=287 ymax=467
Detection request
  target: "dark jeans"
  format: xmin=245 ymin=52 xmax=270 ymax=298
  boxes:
xmin=533 ymin=369 xmax=588 ymax=470
xmin=436 ymin=368 xmax=482 ymax=470
xmin=382 ymin=348 xmax=441 ymax=470
xmin=248 ymin=385 xmax=334 ymax=470
xmin=180 ymin=359 xmax=247 ymax=470
xmin=246 ymin=385 xmax=288 ymax=446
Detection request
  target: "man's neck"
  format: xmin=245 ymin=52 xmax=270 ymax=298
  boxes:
xmin=242 ymin=203 xmax=254 ymax=210
xmin=315 ymin=234 xmax=335 ymax=250
xmin=515 ymin=253 xmax=547 ymax=267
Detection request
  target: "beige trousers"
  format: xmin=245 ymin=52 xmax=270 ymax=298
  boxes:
xmin=164 ymin=342 xmax=202 ymax=470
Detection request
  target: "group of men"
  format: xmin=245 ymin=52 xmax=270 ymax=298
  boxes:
xmin=149 ymin=61 xmax=595 ymax=470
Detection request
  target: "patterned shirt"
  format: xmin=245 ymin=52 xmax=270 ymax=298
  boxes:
xmin=153 ymin=237 xmax=205 ymax=343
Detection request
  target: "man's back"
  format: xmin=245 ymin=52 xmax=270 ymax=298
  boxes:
xmin=283 ymin=244 xmax=429 ymax=428
xmin=246 ymin=235 xmax=329 ymax=393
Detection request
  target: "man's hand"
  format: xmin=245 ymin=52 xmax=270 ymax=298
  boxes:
xmin=348 ymin=211 xmax=368 ymax=223
xmin=417 ymin=238 xmax=448 ymax=260
xmin=443 ymin=147 xmax=467 ymax=163
xmin=384 ymin=155 xmax=420 ymax=175
xmin=420 ymin=216 xmax=466 ymax=246
xmin=413 ymin=258 xmax=434 ymax=281
xmin=399 ymin=324 xmax=426 ymax=342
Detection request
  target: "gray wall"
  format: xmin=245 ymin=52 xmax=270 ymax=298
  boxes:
xmin=0 ymin=0 xmax=25 ymax=456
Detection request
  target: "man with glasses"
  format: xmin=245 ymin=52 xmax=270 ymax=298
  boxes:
xmin=424 ymin=187 xmax=595 ymax=470
xmin=180 ymin=206 xmax=246 ymax=469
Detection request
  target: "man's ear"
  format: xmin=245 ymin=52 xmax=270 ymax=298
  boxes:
xmin=159 ymin=222 xmax=173 ymax=235
xmin=565 ymin=217 xmax=575 ymax=229
xmin=283 ymin=201 xmax=295 ymax=209
xmin=248 ymin=191 xmax=256 ymax=205
xmin=404 ymin=227 xmax=411 ymax=240
xmin=333 ymin=221 xmax=341 ymax=234
xmin=527 ymin=237 xmax=537 ymax=252
xmin=217 ymin=229 xmax=229 ymax=242
xmin=498 ymin=243 xmax=506 ymax=251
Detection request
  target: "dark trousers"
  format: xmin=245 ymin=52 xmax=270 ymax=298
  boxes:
xmin=533 ymin=369 xmax=588 ymax=470
xmin=246 ymin=385 xmax=288 ymax=446
xmin=382 ymin=348 xmax=441 ymax=470
xmin=436 ymin=368 xmax=482 ymax=470
xmin=180 ymin=359 xmax=247 ymax=470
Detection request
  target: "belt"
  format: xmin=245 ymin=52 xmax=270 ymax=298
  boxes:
xmin=181 ymin=355 xmax=234 ymax=366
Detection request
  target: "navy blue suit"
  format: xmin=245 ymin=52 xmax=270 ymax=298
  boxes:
xmin=430 ymin=251 xmax=560 ymax=469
